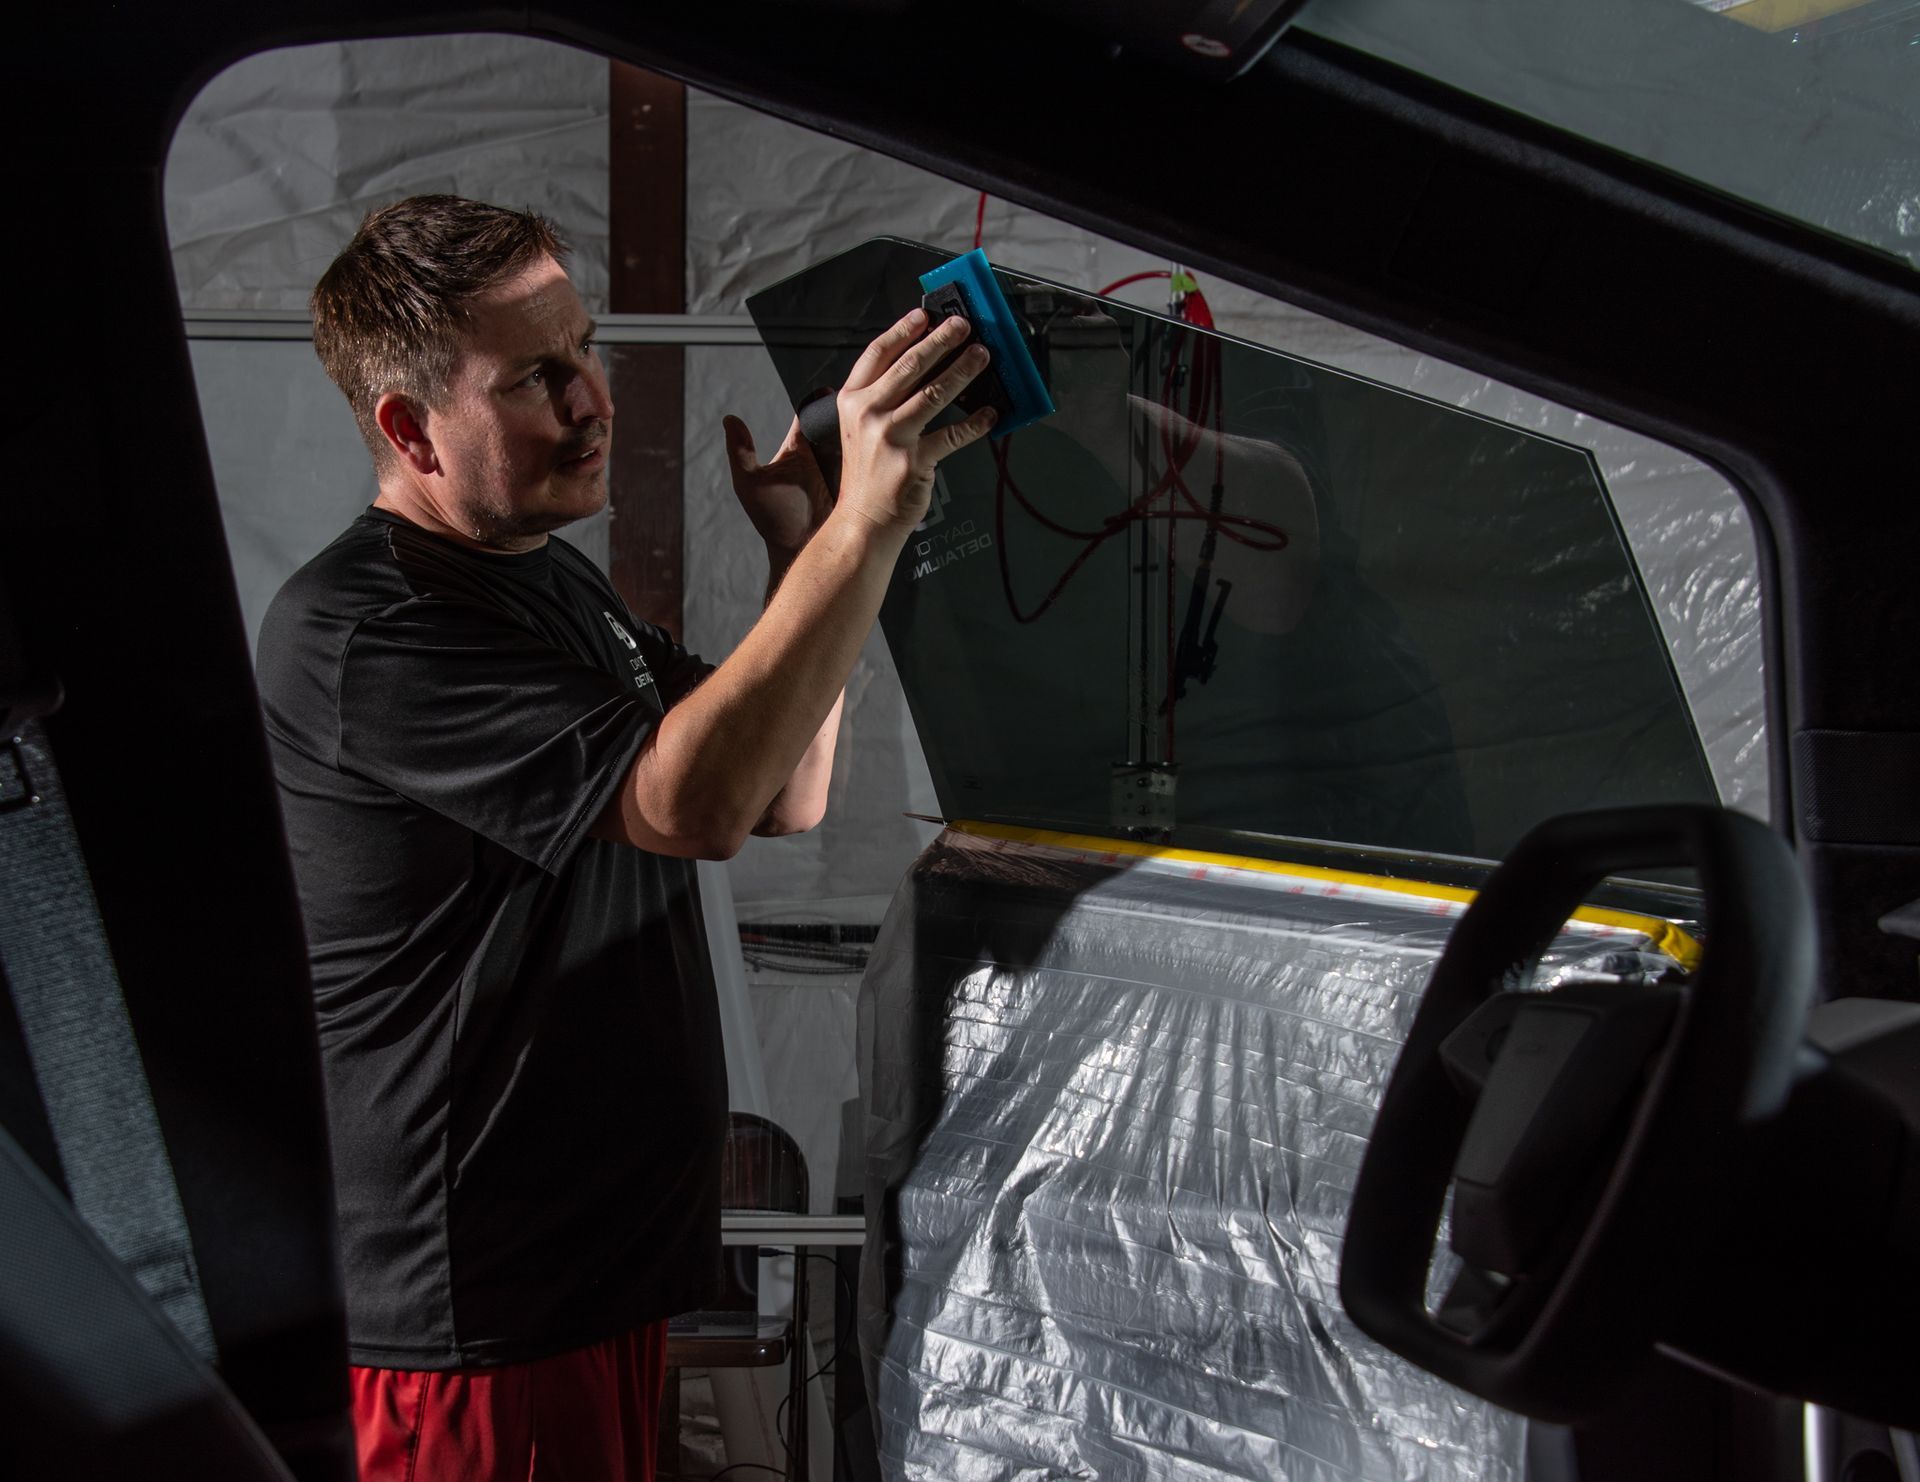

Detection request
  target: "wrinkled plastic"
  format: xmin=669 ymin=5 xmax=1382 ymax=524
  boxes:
xmin=166 ymin=36 xmax=610 ymax=312
xmin=859 ymin=827 xmax=1690 ymax=1480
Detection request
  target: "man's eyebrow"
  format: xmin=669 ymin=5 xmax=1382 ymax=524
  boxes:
xmin=503 ymin=321 xmax=599 ymax=375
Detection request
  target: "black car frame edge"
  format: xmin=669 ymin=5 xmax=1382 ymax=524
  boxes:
xmin=4 ymin=3 xmax=1915 ymax=1477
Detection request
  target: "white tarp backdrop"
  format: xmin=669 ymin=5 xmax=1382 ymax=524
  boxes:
xmin=168 ymin=35 xmax=612 ymax=311
xmin=166 ymin=24 xmax=1766 ymax=1274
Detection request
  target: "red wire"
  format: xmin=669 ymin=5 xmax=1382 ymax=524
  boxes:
xmin=1097 ymin=269 xmax=1173 ymax=297
xmin=1166 ymin=376 xmax=1179 ymax=760
xmin=992 ymin=272 xmax=1289 ymax=634
xmin=994 ymin=423 xmax=1283 ymax=551
xmin=993 ymin=406 xmax=1287 ymax=624
xmin=973 ymin=192 xmax=988 ymax=250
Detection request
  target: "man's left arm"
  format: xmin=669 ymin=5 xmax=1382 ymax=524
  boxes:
xmin=723 ymin=411 xmax=847 ymax=839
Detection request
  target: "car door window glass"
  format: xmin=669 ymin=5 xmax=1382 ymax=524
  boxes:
xmin=750 ymin=238 xmax=1718 ymax=865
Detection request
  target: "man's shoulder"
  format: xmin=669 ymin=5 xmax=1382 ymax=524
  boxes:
xmin=257 ymin=514 xmax=436 ymax=719
xmin=261 ymin=515 xmax=393 ymax=644
xmin=261 ymin=511 xmax=510 ymax=647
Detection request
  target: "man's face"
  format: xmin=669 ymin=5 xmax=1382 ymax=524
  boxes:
xmin=422 ymin=254 xmax=612 ymax=547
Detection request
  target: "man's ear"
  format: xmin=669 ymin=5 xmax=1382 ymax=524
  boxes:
xmin=375 ymin=392 xmax=439 ymax=477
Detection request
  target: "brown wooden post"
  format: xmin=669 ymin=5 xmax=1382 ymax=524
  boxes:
xmin=607 ymin=62 xmax=687 ymax=640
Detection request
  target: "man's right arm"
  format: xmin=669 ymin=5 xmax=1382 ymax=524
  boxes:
xmin=590 ymin=306 xmax=995 ymax=859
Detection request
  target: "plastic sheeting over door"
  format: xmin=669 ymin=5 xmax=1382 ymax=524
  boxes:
xmin=859 ymin=827 xmax=1690 ymax=1480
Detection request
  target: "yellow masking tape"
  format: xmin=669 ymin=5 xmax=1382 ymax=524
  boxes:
xmin=947 ymin=819 xmax=1704 ymax=972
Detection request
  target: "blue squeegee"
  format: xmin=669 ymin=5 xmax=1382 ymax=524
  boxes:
xmin=918 ymin=249 xmax=1056 ymax=439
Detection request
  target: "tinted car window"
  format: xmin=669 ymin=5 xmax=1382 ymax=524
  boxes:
xmin=780 ymin=241 xmax=1716 ymax=863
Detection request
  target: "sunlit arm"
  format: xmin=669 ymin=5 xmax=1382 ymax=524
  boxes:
xmin=589 ymin=303 xmax=995 ymax=860
xmin=752 ymin=690 xmax=843 ymax=838
xmin=589 ymin=510 xmax=892 ymax=859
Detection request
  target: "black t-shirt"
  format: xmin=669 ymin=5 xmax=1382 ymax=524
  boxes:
xmin=256 ymin=509 xmax=726 ymax=1369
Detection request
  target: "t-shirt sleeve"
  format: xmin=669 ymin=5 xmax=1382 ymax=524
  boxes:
xmin=335 ymin=598 xmax=656 ymax=873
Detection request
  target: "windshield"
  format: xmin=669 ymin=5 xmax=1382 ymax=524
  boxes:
xmin=1294 ymin=0 xmax=1920 ymax=270
xmin=749 ymin=239 xmax=1715 ymax=865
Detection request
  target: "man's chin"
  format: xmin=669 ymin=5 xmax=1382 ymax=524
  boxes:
xmin=551 ymin=470 xmax=610 ymax=524
xmin=531 ymin=471 xmax=610 ymax=525
xmin=464 ymin=493 xmax=599 ymax=551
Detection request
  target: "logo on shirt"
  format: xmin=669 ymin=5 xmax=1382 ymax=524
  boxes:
xmin=603 ymin=612 xmax=638 ymax=651
xmin=604 ymin=611 xmax=655 ymax=692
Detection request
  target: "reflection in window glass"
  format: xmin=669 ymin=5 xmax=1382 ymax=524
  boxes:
xmin=750 ymin=239 xmax=1716 ymax=864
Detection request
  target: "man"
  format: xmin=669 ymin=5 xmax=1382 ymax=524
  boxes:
xmin=256 ymin=194 xmax=992 ymax=1480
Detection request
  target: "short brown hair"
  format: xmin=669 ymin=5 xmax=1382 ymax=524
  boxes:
xmin=310 ymin=195 xmax=570 ymax=467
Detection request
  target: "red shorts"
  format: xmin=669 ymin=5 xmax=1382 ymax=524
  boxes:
xmin=350 ymin=1322 xmax=668 ymax=1482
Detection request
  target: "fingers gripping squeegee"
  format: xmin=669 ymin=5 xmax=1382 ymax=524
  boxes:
xmin=917 ymin=249 xmax=1056 ymax=437
xmin=798 ymin=249 xmax=1055 ymax=495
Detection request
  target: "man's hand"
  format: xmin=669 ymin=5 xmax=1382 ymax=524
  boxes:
xmin=592 ymin=309 xmax=998 ymax=861
xmin=833 ymin=307 xmax=997 ymax=534
xmin=724 ymin=414 xmax=833 ymax=559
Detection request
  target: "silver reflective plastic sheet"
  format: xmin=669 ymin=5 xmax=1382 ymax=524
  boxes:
xmin=859 ymin=829 xmax=1685 ymax=1481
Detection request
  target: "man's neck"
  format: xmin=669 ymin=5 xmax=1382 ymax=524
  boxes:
xmin=371 ymin=483 xmax=549 ymax=556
